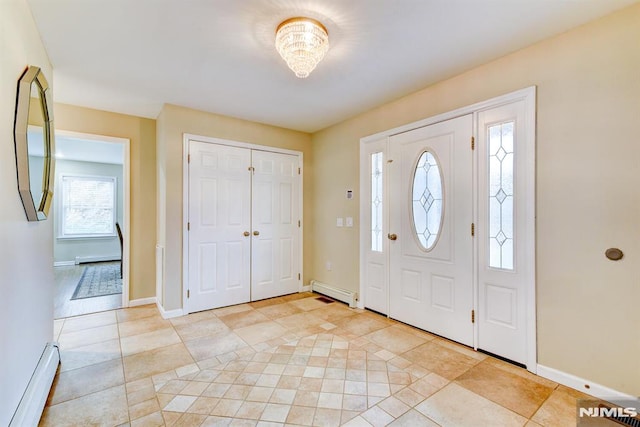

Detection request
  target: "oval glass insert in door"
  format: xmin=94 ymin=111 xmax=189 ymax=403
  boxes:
xmin=411 ymin=151 xmax=444 ymax=251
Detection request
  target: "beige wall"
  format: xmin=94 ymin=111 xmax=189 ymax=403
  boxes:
xmin=55 ymin=103 xmax=157 ymax=300
xmin=0 ymin=0 xmax=54 ymax=422
xmin=311 ymin=5 xmax=640 ymax=395
xmin=156 ymin=104 xmax=312 ymax=311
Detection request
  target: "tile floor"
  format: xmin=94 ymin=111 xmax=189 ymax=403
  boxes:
xmin=43 ymin=292 xmax=595 ymax=426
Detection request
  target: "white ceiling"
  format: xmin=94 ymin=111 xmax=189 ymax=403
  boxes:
xmin=28 ymin=0 xmax=637 ymax=133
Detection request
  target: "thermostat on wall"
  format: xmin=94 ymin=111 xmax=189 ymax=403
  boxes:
xmin=346 ymin=190 xmax=353 ymax=200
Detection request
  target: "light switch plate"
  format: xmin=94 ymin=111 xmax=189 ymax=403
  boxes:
xmin=346 ymin=217 xmax=353 ymax=227
xmin=336 ymin=217 xmax=344 ymax=227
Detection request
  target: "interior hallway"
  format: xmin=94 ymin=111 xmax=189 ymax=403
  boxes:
xmin=42 ymin=292 xmax=595 ymax=426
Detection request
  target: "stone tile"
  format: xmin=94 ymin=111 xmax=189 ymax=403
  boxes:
xmin=184 ymin=331 xmax=248 ymax=360
xmin=415 ymin=383 xmax=527 ymax=426
xmin=129 ymin=397 xmax=160 ymax=420
xmin=118 ymin=314 xmax=171 ymax=338
xmin=211 ymin=398 xmax=243 ymax=417
xmin=275 ymin=312 xmax=326 ymax=331
xmin=211 ymin=303 xmax=253 ymax=317
xmin=120 ymin=327 xmax=181 ymax=356
xmin=343 ymin=394 xmax=368 ymax=411
xmin=312 ymin=407 xmax=342 ymax=427
xmin=219 ymin=309 xmax=271 ymax=329
xmin=342 ymin=415 xmax=374 ymax=426
xmin=286 ymin=405 xmax=316 ymax=425
xmin=58 ymin=323 xmax=119 ymax=350
xmin=260 ymin=403 xmax=291 ymax=422
xmin=170 ymin=309 xmax=219 ymax=327
xmin=62 ymin=310 xmax=117 ymax=333
xmin=387 ymin=409 xmax=439 ymax=426
xmin=174 ymin=412 xmax=208 ymax=426
xmin=201 ymin=415 xmax=233 ymax=426
xmin=131 ymin=411 xmax=165 ymax=427
xmin=174 ymin=317 xmax=229 ymax=341
xmin=269 ymin=388 xmax=296 ymax=404
xmin=531 ymin=387 xmax=592 ymax=427
xmin=164 ymin=395 xmax=198 ymax=412
xmin=364 ymin=326 xmax=426 ymax=354
xmin=394 ymin=386 xmax=426 ymax=407
xmin=361 ymin=405 xmax=395 ymax=427
xmin=378 ymin=396 xmax=411 ymax=418
xmin=402 ymin=341 xmax=479 ymax=380
xmin=59 ymin=338 xmax=121 ymax=372
xmin=336 ymin=316 xmax=389 ymax=336
xmin=186 ymin=396 xmax=220 ymax=415
xmin=116 ymin=304 xmax=158 ymax=322
xmin=257 ymin=302 xmax=304 ymax=319
xmin=290 ymin=297 xmax=334 ymax=312
xmin=40 ymin=385 xmax=128 ymax=426
xmin=48 ymin=358 xmax=124 ymax=405
xmin=123 ymin=343 xmax=195 ymax=381
xmin=235 ymin=401 xmax=267 ymax=419
xmin=234 ymin=321 xmax=289 ymax=345
xmin=455 ymin=359 xmax=555 ymax=417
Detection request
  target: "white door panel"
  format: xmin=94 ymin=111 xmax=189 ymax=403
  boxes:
xmin=389 ymin=115 xmax=474 ymax=346
xmin=188 ymin=141 xmax=251 ymax=312
xmin=251 ymin=150 xmax=300 ymax=301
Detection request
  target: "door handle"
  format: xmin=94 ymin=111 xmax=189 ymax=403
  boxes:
xmin=253 ymin=231 xmax=260 ymax=236
xmin=387 ymin=233 xmax=397 ymax=241
xmin=243 ymin=231 xmax=250 ymax=237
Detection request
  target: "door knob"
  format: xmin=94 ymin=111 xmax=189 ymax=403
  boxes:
xmin=388 ymin=233 xmax=397 ymax=241
xmin=253 ymin=231 xmax=260 ymax=236
xmin=243 ymin=231 xmax=250 ymax=237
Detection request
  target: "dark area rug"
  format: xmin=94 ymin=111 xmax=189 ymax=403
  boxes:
xmin=71 ymin=263 xmax=122 ymax=300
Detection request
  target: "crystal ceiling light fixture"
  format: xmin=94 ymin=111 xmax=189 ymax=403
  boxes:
xmin=275 ymin=17 xmax=329 ymax=78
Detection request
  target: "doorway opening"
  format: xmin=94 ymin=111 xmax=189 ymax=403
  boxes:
xmin=52 ymin=130 xmax=130 ymax=319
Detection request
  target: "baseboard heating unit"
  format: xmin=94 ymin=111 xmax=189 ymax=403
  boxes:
xmin=310 ymin=280 xmax=358 ymax=308
xmin=10 ymin=342 xmax=60 ymax=427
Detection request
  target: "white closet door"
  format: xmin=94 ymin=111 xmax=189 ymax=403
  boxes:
xmin=187 ymin=141 xmax=251 ymax=312
xmin=251 ymin=150 xmax=300 ymax=301
xmin=389 ymin=115 xmax=474 ymax=346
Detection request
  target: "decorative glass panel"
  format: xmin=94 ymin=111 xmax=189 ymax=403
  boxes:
xmin=371 ymin=152 xmax=383 ymax=252
xmin=412 ymin=151 xmax=443 ymax=251
xmin=488 ymin=122 xmax=514 ymax=269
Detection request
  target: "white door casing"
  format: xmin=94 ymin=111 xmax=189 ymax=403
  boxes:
xmin=251 ymin=150 xmax=301 ymax=301
xmin=389 ymin=115 xmax=474 ymax=346
xmin=187 ymin=141 xmax=251 ymax=312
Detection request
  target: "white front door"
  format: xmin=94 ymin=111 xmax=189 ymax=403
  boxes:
xmin=389 ymin=115 xmax=474 ymax=346
xmin=251 ymin=150 xmax=300 ymax=301
xmin=188 ymin=141 xmax=251 ymax=312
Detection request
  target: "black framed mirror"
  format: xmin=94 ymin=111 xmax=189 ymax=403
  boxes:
xmin=14 ymin=65 xmax=55 ymax=221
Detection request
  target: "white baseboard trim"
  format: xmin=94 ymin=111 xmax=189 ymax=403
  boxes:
xmin=129 ymin=297 xmax=156 ymax=307
xmin=10 ymin=342 xmax=60 ymax=427
xmin=301 ymin=285 xmax=311 ymax=292
xmin=157 ymin=301 xmax=184 ymax=319
xmin=537 ymin=364 xmax=640 ymax=405
xmin=75 ymin=255 xmax=120 ymax=264
xmin=53 ymin=261 xmax=75 ymax=267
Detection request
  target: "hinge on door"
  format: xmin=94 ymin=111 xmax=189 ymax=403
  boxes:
xmin=298 ymin=220 xmax=301 ymax=227
xmin=298 ymin=273 xmax=301 ymax=280
xmin=471 ymin=223 xmax=475 ymax=237
xmin=187 ymin=289 xmax=190 ymax=298
xmin=248 ymin=166 xmax=255 ymax=172
xmin=188 ymin=154 xmax=191 ymax=163
xmin=471 ymin=309 xmax=475 ymax=323
xmin=298 ymin=167 xmax=301 ymax=175
xmin=187 ymin=222 xmax=190 ymax=231
xmin=471 ymin=136 xmax=475 ymax=150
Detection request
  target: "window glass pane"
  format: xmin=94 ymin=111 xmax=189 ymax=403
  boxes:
xmin=62 ymin=175 xmax=116 ymax=236
xmin=412 ymin=151 xmax=443 ymax=251
xmin=488 ymin=122 xmax=514 ymax=270
xmin=371 ymin=152 xmax=383 ymax=252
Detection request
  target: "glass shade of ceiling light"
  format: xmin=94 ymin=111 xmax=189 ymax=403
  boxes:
xmin=275 ymin=17 xmax=329 ymax=78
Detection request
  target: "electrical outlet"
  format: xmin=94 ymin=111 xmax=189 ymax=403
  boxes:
xmin=346 ymin=217 xmax=353 ymax=227
xmin=326 ymin=261 xmax=332 ymax=271
xmin=336 ymin=217 xmax=344 ymax=227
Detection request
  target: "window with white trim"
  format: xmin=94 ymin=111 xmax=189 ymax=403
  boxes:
xmin=60 ymin=175 xmax=117 ymax=238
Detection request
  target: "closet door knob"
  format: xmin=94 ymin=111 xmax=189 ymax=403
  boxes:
xmin=243 ymin=231 xmax=250 ymax=237
xmin=253 ymin=231 xmax=260 ymax=236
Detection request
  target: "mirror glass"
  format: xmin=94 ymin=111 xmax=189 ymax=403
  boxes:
xmin=14 ymin=66 xmax=55 ymax=221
